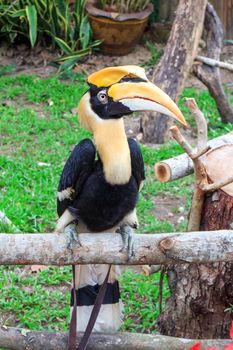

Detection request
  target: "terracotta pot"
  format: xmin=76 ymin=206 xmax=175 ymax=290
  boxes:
xmin=86 ymin=1 xmax=153 ymax=56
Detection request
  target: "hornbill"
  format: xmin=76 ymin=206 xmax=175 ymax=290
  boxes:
xmin=55 ymin=65 xmax=186 ymax=332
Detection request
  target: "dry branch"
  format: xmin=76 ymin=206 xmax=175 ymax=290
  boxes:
xmin=201 ymin=174 xmax=233 ymax=192
xmin=0 ymin=327 xmax=232 ymax=350
xmin=193 ymin=3 xmax=233 ymax=123
xmin=196 ymin=55 xmax=233 ymax=72
xmin=154 ymin=132 xmax=233 ymax=183
xmin=1 ymin=231 xmax=233 ymax=265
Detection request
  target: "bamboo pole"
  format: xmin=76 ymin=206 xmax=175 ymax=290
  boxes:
xmin=1 ymin=230 xmax=233 ymax=265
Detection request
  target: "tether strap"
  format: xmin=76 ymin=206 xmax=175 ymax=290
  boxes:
xmin=68 ymin=265 xmax=77 ymax=350
xmin=68 ymin=265 xmax=112 ymax=350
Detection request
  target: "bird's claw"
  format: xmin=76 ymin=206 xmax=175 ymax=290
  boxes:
xmin=117 ymin=224 xmax=135 ymax=260
xmin=65 ymin=223 xmax=82 ymax=249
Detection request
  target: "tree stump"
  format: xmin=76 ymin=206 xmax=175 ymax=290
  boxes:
xmin=157 ymin=106 xmax=233 ymax=338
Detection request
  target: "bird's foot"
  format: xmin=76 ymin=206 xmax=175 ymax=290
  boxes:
xmin=65 ymin=222 xmax=82 ymax=249
xmin=117 ymin=224 xmax=135 ymax=260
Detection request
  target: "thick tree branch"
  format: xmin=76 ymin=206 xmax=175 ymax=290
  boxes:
xmin=1 ymin=231 xmax=233 ymax=265
xmin=0 ymin=327 xmax=232 ymax=350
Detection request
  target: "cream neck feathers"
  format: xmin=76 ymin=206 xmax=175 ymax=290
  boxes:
xmin=78 ymin=92 xmax=131 ymax=185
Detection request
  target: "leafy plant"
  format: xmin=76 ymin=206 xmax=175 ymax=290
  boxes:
xmin=97 ymin=0 xmax=151 ymax=13
xmin=0 ymin=0 xmax=100 ymax=70
xmin=143 ymin=40 xmax=163 ymax=68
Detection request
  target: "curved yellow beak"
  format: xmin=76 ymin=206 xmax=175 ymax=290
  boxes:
xmin=108 ymin=81 xmax=187 ymax=126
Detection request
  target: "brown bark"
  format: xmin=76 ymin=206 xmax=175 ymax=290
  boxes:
xmin=193 ymin=3 xmax=233 ymax=123
xmin=141 ymin=0 xmax=207 ymax=143
xmin=0 ymin=327 xmax=232 ymax=350
xmin=157 ymin=192 xmax=233 ymax=339
xmin=1 ymin=231 xmax=233 ymax=265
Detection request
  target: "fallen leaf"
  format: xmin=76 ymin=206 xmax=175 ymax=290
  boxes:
xmin=2 ymin=325 xmax=8 ymax=330
xmin=190 ymin=343 xmax=201 ymax=350
xmin=31 ymin=265 xmax=47 ymax=273
xmin=110 ymin=12 xmax=119 ymax=19
xmin=37 ymin=162 xmax=51 ymax=167
xmin=47 ymin=98 xmax=54 ymax=106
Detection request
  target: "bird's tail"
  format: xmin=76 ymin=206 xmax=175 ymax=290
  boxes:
xmin=71 ymin=264 xmax=123 ymax=332
xmin=70 ymin=221 xmax=123 ymax=332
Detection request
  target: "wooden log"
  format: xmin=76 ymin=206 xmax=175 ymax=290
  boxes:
xmin=1 ymin=231 xmax=233 ymax=266
xmin=196 ymin=55 xmax=233 ymax=72
xmin=154 ymin=132 xmax=233 ymax=182
xmin=0 ymin=327 xmax=232 ymax=350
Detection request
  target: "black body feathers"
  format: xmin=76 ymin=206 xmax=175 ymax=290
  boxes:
xmin=57 ymin=138 xmax=145 ymax=232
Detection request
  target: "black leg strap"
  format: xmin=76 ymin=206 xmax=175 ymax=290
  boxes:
xmin=68 ymin=265 xmax=77 ymax=350
xmin=68 ymin=265 xmax=112 ymax=350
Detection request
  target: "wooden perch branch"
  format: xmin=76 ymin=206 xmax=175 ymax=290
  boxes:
xmin=1 ymin=231 xmax=233 ymax=265
xmin=201 ymin=174 xmax=233 ymax=192
xmin=196 ymin=55 xmax=233 ymax=72
xmin=170 ymin=99 xmax=208 ymax=231
xmin=185 ymin=98 xmax=207 ymax=152
xmin=154 ymin=132 xmax=233 ymax=183
xmin=170 ymin=126 xmax=193 ymax=157
xmin=0 ymin=327 xmax=232 ymax=350
xmin=193 ymin=3 xmax=233 ymax=123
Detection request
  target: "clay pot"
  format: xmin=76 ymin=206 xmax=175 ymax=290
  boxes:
xmin=86 ymin=1 xmax=153 ymax=56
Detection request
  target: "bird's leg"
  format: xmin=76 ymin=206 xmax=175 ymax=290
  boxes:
xmin=65 ymin=221 xmax=82 ymax=249
xmin=117 ymin=224 xmax=135 ymax=259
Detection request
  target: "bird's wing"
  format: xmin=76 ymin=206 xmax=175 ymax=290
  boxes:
xmin=128 ymin=138 xmax=145 ymax=189
xmin=57 ymin=139 xmax=96 ymax=217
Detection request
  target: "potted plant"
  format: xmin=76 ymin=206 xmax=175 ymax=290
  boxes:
xmin=86 ymin=0 xmax=153 ymax=55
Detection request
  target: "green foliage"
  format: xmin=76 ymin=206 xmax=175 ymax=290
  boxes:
xmin=97 ymin=0 xmax=151 ymax=13
xmin=0 ymin=265 xmax=71 ymax=331
xmin=120 ymin=270 xmax=170 ymax=333
xmin=25 ymin=4 xmax=37 ymax=47
xmin=0 ymin=64 xmax=16 ymax=76
xmin=0 ymin=0 xmax=99 ymax=69
xmin=144 ymin=41 xmax=163 ymax=68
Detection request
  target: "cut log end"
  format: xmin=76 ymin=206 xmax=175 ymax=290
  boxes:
xmin=154 ymin=163 xmax=171 ymax=182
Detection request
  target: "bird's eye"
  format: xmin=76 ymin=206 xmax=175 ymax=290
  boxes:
xmin=97 ymin=90 xmax=108 ymax=104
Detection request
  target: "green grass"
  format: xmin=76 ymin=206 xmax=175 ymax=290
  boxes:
xmin=0 ymin=71 xmax=232 ymax=336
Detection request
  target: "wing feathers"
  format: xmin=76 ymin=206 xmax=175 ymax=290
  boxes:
xmin=57 ymin=139 xmax=96 ymax=217
xmin=128 ymin=138 xmax=145 ymax=188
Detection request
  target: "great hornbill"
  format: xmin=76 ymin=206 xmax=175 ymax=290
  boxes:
xmin=55 ymin=65 xmax=186 ymax=332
